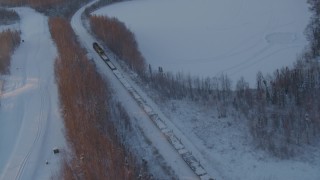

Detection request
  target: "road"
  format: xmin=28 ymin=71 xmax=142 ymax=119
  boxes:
xmin=0 ymin=7 xmax=66 ymax=180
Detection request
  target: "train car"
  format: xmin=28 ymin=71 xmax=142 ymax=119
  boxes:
xmin=93 ymin=42 xmax=104 ymax=55
xmin=93 ymin=42 xmax=117 ymax=70
xmin=104 ymin=59 xmax=117 ymax=70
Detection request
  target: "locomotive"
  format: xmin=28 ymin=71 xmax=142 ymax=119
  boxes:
xmin=93 ymin=42 xmax=104 ymax=55
xmin=92 ymin=42 xmax=116 ymax=70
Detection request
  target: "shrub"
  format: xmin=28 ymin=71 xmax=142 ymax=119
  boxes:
xmin=0 ymin=29 xmax=20 ymax=74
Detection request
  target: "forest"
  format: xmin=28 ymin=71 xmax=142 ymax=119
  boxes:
xmin=49 ymin=17 xmax=151 ymax=179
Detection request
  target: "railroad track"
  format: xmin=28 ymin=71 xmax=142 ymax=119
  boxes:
xmin=93 ymin=42 xmax=214 ymax=180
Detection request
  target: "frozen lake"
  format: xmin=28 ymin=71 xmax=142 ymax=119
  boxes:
xmin=94 ymin=0 xmax=311 ymax=87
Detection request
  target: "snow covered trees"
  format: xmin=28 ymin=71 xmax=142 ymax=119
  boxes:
xmin=238 ymin=0 xmax=320 ymax=155
xmin=306 ymin=0 xmax=320 ymax=57
xmin=0 ymin=8 xmax=19 ymax=25
xmin=245 ymin=50 xmax=320 ymax=157
xmin=0 ymin=0 xmax=92 ymax=17
xmin=0 ymin=0 xmax=64 ymax=8
xmin=240 ymin=60 xmax=319 ymax=158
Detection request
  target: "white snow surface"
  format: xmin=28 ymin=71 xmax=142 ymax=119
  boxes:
xmin=92 ymin=1 xmax=320 ymax=180
xmin=94 ymin=0 xmax=311 ymax=87
xmin=154 ymin=99 xmax=320 ymax=180
xmin=0 ymin=7 xmax=66 ymax=180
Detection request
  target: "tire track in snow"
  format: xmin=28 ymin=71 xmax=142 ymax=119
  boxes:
xmin=0 ymin=7 xmax=61 ymax=180
xmin=229 ymin=44 xmax=301 ymax=76
xmin=14 ymin=20 xmax=46 ymax=179
xmin=14 ymin=83 xmax=46 ymax=180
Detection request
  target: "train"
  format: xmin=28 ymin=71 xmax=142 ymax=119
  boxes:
xmin=92 ymin=42 xmax=117 ymax=70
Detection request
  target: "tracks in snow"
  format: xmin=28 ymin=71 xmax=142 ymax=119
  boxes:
xmin=111 ymin=69 xmax=213 ymax=180
xmin=14 ymin=82 xmax=46 ymax=180
xmin=14 ymin=20 xmax=47 ymax=179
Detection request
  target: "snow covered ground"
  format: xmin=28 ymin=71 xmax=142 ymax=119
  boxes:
xmin=0 ymin=7 xmax=66 ymax=180
xmin=0 ymin=1 xmax=318 ymax=180
xmin=154 ymin=99 xmax=320 ymax=180
xmin=94 ymin=0 xmax=311 ymax=87
xmin=92 ymin=0 xmax=320 ymax=180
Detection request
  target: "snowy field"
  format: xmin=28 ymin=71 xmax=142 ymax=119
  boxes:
xmin=0 ymin=8 xmax=66 ymax=180
xmin=93 ymin=0 xmax=320 ymax=179
xmin=94 ymin=0 xmax=311 ymax=87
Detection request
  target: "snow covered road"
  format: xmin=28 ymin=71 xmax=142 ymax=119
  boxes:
xmin=0 ymin=7 xmax=65 ymax=180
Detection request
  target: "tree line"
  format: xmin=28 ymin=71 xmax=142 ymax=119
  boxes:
xmin=49 ymin=17 xmax=151 ymax=179
xmin=0 ymin=29 xmax=20 ymax=74
xmin=0 ymin=8 xmax=20 ymax=25
xmin=0 ymin=0 xmax=91 ymax=18
xmin=236 ymin=0 xmax=320 ymax=157
xmin=0 ymin=0 xmax=63 ymax=9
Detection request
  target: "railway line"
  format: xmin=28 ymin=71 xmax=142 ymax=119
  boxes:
xmin=92 ymin=42 xmax=213 ymax=180
xmin=71 ymin=1 xmax=216 ymax=178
